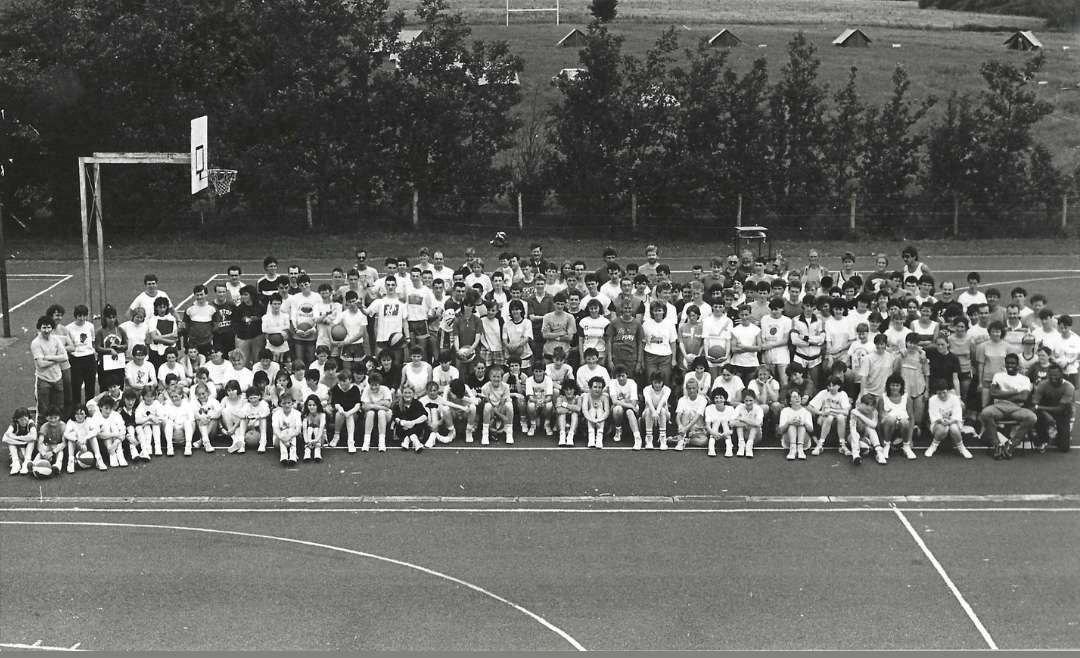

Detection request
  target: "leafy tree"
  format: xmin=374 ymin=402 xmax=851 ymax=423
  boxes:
xmin=589 ymin=0 xmax=618 ymax=23
xmin=923 ymin=91 xmax=979 ymax=210
xmin=766 ymin=33 xmax=829 ymax=225
xmin=860 ymin=65 xmax=934 ymax=223
xmin=823 ymin=67 xmax=865 ymax=207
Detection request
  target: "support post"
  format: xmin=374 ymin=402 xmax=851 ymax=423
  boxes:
xmin=556 ymin=0 xmax=560 ymax=24
xmin=412 ymin=188 xmax=419 ymax=229
xmin=78 ymin=158 xmax=93 ymax=312
xmin=631 ymin=192 xmax=638 ymax=231
xmin=517 ymin=192 xmax=523 ymax=232
xmin=848 ymin=192 xmax=856 ymax=231
xmin=93 ymin=163 xmax=107 ymax=310
xmin=1063 ymin=193 xmax=1068 ymax=231
xmin=952 ymin=193 xmax=960 ymax=237
xmin=736 ymin=194 xmax=743 ymax=227
xmin=0 ymin=200 xmax=10 ymax=338
xmin=506 ymin=0 xmax=509 ymax=26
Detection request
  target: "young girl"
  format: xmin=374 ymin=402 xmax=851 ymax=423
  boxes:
xmin=136 ymin=385 xmax=165 ymax=457
xmin=705 ymin=388 xmax=736 ymax=457
xmin=674 ymin=377 xmax=708 ymax=451
xmin=807 ymin=376 xmax=851 ymax=456
xmin=392 ymin=385 xmax=428 ymax=452
xmin=147 ymin=297 xmax=180 ymax=370
xmin=96 ymin=397 xmax=127 ymax=471
xmin=898 ymin=333 xmax=929 ymax=433
xmin=331 ymin=369 xmax=363 ymax=453
xmin=418 ymin=381 xmax=454 ymax=446
xmin=642 ymin=372 xmax=671 ymax=449
xmin=881 ymin=374 xmax=916 ymax=460
xmin=545 ymin=347 xmax=574 ymax=388
xmin=361 ymin=371 xmax=394 ymax=452
xmin=731 ymin=390 xmax=764 ymax=458
xmin=220 ymin=381 xmax=249 ymax=453
xmin=117 ymin=389 xmax=143 ymax=461
xmin=244 ymin=385 xmax=271 ymax=453
xmin=95 ymin=305 xmax=128 ymax=391
xmin=432 ymin=352 xmax=460 ymax=397
xmin=63 ymin=404 xmax=100 ymax=473
xmin=848 ymin=393 xmax=885 ymax=465
xmin=272 ymin=394 xmax=302 ymax=465
xmin=505 ymin=359 xmax=529 ymax=434
xmin=554 ymin=379 xmax=581 ymax=447
xmin=180 ymin=345 xmax=207 ymax=383
xmin=581 ymin=376 xmax=611 ymax=449
xmin=747 ymin=365 xmax=781 ymax=440
xmin=301 ymin=395 xmax=327 ymax=462
xmin=778 ymin=390 xmax=813 ymax=460
xmin=925 ymin=379 xmax=973 ymax=459
xmin=37 ymin=406 xmax=66 ymax=474
xmin=192 ymin=383 xmax=220 ymax=453
xmin=4 ymin=407 xmax=37 ymax=475
xmin=157 ymin=347 xmax=189 ymax=390
xmin=446 ymin=379 xmax=479 ymax=443
xmin=480 ymin=364 xmax=514 ymax=445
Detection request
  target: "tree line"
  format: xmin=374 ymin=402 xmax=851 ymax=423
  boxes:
xmin=0 ymin=0 xmax=1073 ymax=236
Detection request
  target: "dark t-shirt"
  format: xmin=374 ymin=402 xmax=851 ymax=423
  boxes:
xmin=927 ymin=349 xmax=961 ymax=387
xmin=393 ymin=398 xmax=427 ymax=423
xmin=234 ymin=302 xmax=264 ymax=340
xmin=212 ymin=301 xmax=237 ymax=337
xmin=330 ymin=384 xmax=363 ymax=411
xmin=256 ymin=276 xmax=280 ymax=299
xmin=932 ymin=300 xmax=964 ymax=325
xmin=453 ymin=314 xmax=483 ymax=347
xmin=607 ymin=316 xmax=643 ymax=366
xmin=1033 ymin=379 xmax=1076 ymax=410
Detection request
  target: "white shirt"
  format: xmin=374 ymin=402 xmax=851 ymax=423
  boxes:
xmin=957 ymin=290 xmax=987 ymax=311
xmin=1052 ymin=332 xmax=1080 ymax=375
xmin=729 ymin=323 xmax=762 ymax=368
xmin=642 ymin=318 xmax=677 ymax=356
xmin=366 ymin=298 xmax=405 ymax=342
xmin=575 ymin=364 xmax=610 ymax=392
xmin=65 ymin=321 xmax=97 ymax=358
xmin=676 ymin=394 xmax=707 ymax=417
xmin=779 ymin=406 xmax=813 ymax=429
xmin=526 ymin=375 xmax=555 ymax=400
xmin=928 ymin=393 xmax=963 ymax=425
xmin=808 ymin=389 xmax=851 ymax=417
xmin=129 ymin=290 xmax=172 ymax=320
xmin=606 ymin=378 xmax=638 ymax=406
xmin=992 ymin=371 xmax=1032 ymax=395
xmin=701 ymin=313 xmax=733 ymax=356
xmin=705 ymin=405 xmax=736 ymax=433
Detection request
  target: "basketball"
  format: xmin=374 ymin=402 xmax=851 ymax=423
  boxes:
xmin=330 ymin=324 xmax=348 ymax=341
xmin=244 ymin=427 xmax=261 ymax=448
xmin=458 ymin=346 xmax=476 ymax=362
xmin=76 ymin=450 xmax=95 ymax=468
xmin=296 ymin=321 xmax=315 ymax=334
xmin=387 ymin=332 xmax=405 ymax=348
xmin=268 ymin=333 xmax=285 ymax=347
xmin=707 ymin=345 xmax=726 ymax=362
xmin=32 ymin=458 xmax=53 ymax=479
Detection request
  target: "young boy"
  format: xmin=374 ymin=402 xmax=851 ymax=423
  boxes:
xmin=125 ymin=344 xmax=157 ymax=394
xmin=607 ymin=366 xmax=641 ymax=446
xmin=525 ymin=361 xmax=555 ymax=437
xmin=37 ymin=406 xmax=67 ymax=474
xmin=581 ymin=376 xmax=611 ymax=449
xmin=778 ymin=390 xmax=813 ymax=461
xmin=674 ymin=378 xmax=708 ymax=452
xmin=272 ymin=394 xmax=302 ymax=465
xmin=480 ymin=364 xmax=514 ymax=446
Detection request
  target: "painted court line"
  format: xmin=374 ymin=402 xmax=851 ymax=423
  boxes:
xmin=171 ymin=273 xmax=219 ymax=311
xmin=2 ymin=506 xmax=1078 ymax=515
xmin=0 ymin=641 xmax=86 ymax=652
xmin=0 ymin=520 xmax=587 ymax=652
xmin=5 ymin=273 xmax=70 ymax=279
xmin=893 ymin=507 xmax=998 ymax=650
xmin=2 ymin=493 xmax=1078 ymax=505
xmin=0 ymin=275 xmax=73 ymax=319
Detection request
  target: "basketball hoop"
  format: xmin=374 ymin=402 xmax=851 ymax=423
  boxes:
xmin=208 ymin=168 xmax=237 ymax=196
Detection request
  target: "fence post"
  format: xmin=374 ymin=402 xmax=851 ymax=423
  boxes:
xmin=952 ymin=193 xmax=959 ymax=237
xmin=631 ymin=192 xmax=638 ymax=231
xmin=848 ymin=193 xmax=856 ymax=231
xmin=1063 ymin=193 xmax=1068 ymax=231
xmin=517 ymin=192 xmax=523 ymax=232
xmin=736 ymin=193 xmax=743 ymax=227
xmin=411 ymin=188 xmax=419 ymax=229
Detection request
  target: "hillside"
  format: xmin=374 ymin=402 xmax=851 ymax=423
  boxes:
xmin=918 ymin=0 xmax=1079 ymax=28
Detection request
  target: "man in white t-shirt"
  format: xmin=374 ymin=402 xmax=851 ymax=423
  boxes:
xmin=366 ymin=276 xmax=409 ymax=368
xmin=979 ymin=353 xmax=1036 ymax=458
xmin=129 ymin=274 xmax=171 ymax=320
xmin=701 ymin=301 xmax=733 ymax=374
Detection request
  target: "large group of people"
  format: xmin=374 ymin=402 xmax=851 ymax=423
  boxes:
xmin=9 ymin=241 xmax=1077 ymax=477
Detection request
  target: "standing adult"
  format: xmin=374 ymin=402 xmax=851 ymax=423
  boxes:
xmin=129 ymin=274 xmax=172 ymax=321
xmin=31 ymin=316 xmax=67 ymax=423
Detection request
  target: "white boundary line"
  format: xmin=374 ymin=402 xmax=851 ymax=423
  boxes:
xmin=977 ymin=275 xmax=1080 ymax=289
xmin=0 ymin=520 xmax=587 ymax=652
xmin=1 ymin=506 xmax=1078 ymax=514
xmin=5 ymin=273 xmax=70 ymax=279
xmin=171 ymin=273 xmax=219 ymax=311
xmin=892 ymin=507 xmax=998 ymax=650
xmin=0 ymin=641 xmax=85 ymax=651
xmin=0 ymin=275 xmax=73 ymax=319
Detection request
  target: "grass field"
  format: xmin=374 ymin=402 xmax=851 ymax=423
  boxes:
xmin=391 ymin=0 xmax=1048 ymax=29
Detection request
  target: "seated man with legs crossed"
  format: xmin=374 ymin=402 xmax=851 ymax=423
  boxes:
xmin=979 ymin=353 xmax=1037 ymax=460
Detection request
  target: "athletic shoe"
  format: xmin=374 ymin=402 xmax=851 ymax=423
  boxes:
xmin=708 ymin=445 xmax=717 ymax=457
xmin=745 ymin=444 xmax=754 ymax=458
xmin=527 ymin=423 xmax=536 ymax=437
xmin=811 ymin=443 xmax=823 ymax=456
xmin=9 ymin=463 xmax=19 ymax=476
xmin=736 ymin=442 xmax=745 ymax=457
xmin=958 ymin=444 xmax=973 ymax=459
xmin=723 ymin=445 xmax=733 ymax=458
xmin=852 ymin=454 xmax=862 ymax=466
xmin=505 ymin=435 xmax=514 ymax=445
xmin=786 ymin=451 xmax=796 ymax=461
xmin=183 ymin=447 xmax=192 ymax=457
xmin=66 ymin=462 xmax=75 ymax=474
xmin=96 ymin=462 xmax=107 ymax=471
xmin=902 ymin=444 xmax=917 ymax=460
xmin=875 ymin=447 xmax=887 ymax=465
xmin=925 ymin=442 xmax=938 ymax=458
xmin=328 ymin=438 xmax=339 ymax=448
xmin=674 ymin=437 xmax=685 ymax=451
xmin=613 ymin=430 xmax=622 ymax=442
xmin=796 ymin=447 xmax=806 ymax=460
xmin=1001 ymin=440 xmax=1014 ymax=460
xmin=632 ymin=438 xmax=642 ymax=451
xmin=839 ymin=444 xmax=850 ymax=457
xmin=348 ymin=445 xmax=357 ymax=454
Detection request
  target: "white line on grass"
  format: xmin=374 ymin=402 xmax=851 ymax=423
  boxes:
xmin=0 ymin=641 xmax=86 ymax=652
xmin=0 ymin=275 xmax=73 ymax=319
xmin=5 ymin=273 xmax=71 ymax=279
xmin=977 ymin=275 xmax=1080 ymax=289
xmin=0 ymin=520 xmax=587 ymax=652
xmin=892 ymin=507 xmax=998 ymax=650
xmin=171 ymin=273 xmax=219 ymax=312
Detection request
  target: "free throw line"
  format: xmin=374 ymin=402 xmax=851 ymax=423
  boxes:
xmin=892 ymin=507 xmax=998 ymax=650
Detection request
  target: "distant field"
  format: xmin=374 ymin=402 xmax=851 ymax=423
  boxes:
xmin=462 ymin=22 xmax=1079 ymax=170
xmin=391 ymin=0 xmax=1047 ymax=29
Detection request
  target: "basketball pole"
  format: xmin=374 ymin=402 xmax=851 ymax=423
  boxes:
xmin=78 ymin=157 xmax=93 ymax=312
xmin=92 ymin=162 xmax=107 ymax=309
xmin=0 ymin=199 xmax=11 ymax=338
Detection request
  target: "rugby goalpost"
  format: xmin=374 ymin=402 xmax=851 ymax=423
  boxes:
xmin=506 ymin=0 xmax=559 ymax=26
xmin=76 ymin=116 xmax=233 ymax=313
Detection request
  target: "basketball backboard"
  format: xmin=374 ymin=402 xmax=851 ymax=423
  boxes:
xmin=190 ymin=115 xmax=208 ymax=194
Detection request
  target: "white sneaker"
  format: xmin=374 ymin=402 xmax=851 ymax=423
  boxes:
xmin=632 ymin=438 xmax=642 ymax=451
xmin=745 ymin=444 xmax=754 ymax=458
xmin=902 ymin=444 xmax=917 ymax=460
xmin=96 ymin=461 xmax=107 ymax=471
xmin=505 ymin=435 xmax=514 ymax=445
xmin=644 ymin=439 xmax=654 ymax=450
xmin=708 ymin=445 xmax=717 ymax=457
xmin=108 ymin=454 xmax=118 ymax=468
xmin=9 ymin=463 xmax=19 ymax=476
xmin=595 ymin=437 xmax=603 ymax=449
xmin=184 ymin=447 xmax=192 ymax=457
xmin=925 ymin=442 xmax=939 ymax=458
xmin=839 ymin=444 xmax=850 ymax=457
xmin=796 ymin=447 xmax=806 ymax=460
xmin=811 ymin=443 xmax=823 ymax=456
xmin=724 ymin=445 xmax=733 ymax=458
xmin=736 ymin=442 xmax=745 ymax=457
xmin=66 ymin=462 xmax=75 ymax=474
xmin=786 ymin=450 xmax=796 ymax=461
xmin=658 ymin=437 xmax=668 ymax=451
xmin=527 ymin=423 xmax=536 ymax=437
xmin=613 ymin=430 xmax=622 ymax=442
xmin=480 ymin=436 xmax=490 ymax=446
xmin=674 ymin=437 xmax=685 ymax=452
xmin=875 ymin=447 xmax=887 ymax=464
xmin=958 ymin=444 xmax=973 ymax=459
xmin=377 ymin=444 xmax=386 ymax=453
xmin=116 ymin=453 xmax=128 ymax=467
